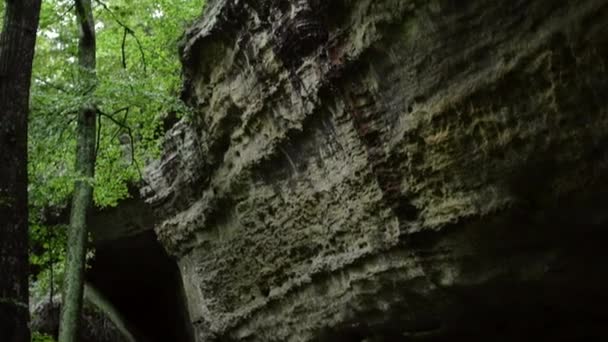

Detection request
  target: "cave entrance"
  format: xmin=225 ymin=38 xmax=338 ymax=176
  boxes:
xmin=87 ymin=230 xmax=193 ymax=342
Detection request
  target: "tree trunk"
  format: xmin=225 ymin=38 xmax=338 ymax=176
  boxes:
xmin=0 ymin=1 xmax=42 ymax=341
xmin=58 ymin=0 xmax=97 ymax=341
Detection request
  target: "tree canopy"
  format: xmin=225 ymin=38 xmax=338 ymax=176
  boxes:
xmin=27 ymin=0 xmax=203 ymax=301
xmin=30 ymin=0 xmax=201 ymax=209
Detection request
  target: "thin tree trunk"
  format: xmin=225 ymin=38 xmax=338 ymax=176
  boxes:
xmin=58 ymin=0 xmax=97 ymax=341
xmin=0 ymin=1 xmax=42 ymax=341
xmin=49 ymin=228 xmax=54 ymax=305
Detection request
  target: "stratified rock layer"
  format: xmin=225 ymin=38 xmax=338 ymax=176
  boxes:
xmin=144 ymin=0 xmax=608 ymax=340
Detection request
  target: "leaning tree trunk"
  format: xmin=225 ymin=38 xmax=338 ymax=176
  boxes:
xmin=0 ymin=1 xmax=42 ymax=341
xmin=58 ymin=0 xmax=97 ymax=341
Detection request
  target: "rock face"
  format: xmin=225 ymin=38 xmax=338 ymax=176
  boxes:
xmin=144 ymin=0 xmax=608 ymax=340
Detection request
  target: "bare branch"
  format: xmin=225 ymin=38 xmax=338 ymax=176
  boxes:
xmin=95 ymin=109 xmax=102 ymax=157
xmin=121 ymin=28 xmax=128 ymax=69
xmin=110 ymin=107 xmax=129 ymax=142
xmin=94 ymin=0 xmax=147 ymax=73
xmin=59 ymin=4 xmax=76 ymax=20
xmin=96 ymin=108 xmax=145 ymax=182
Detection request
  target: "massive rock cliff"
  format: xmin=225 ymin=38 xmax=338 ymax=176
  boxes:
xmin=144 ymin=0 xmax=608 ymax=340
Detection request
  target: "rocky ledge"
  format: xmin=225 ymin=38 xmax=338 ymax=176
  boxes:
xmin=144 ymin=0 xmax=608 ymax=340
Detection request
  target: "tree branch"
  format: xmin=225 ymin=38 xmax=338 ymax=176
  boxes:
xmin=121 ymin=28 xmax=127 ymax=69
xmin=95 ymin=109 xmax=102 ymax=157
xmin=94 ymin=0 xmax=147 ymax=73
xmin=109 ymin=107 xmax=129 ymax=142
xmin=96 ymin=108 xmax=145 ymax=181
xmin=59 ymin=4 xmax=76 ymax=19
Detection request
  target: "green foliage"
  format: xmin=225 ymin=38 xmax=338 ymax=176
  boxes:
xmin=28 ymin=0 xmax=203 ymax=294
xmin=29 ymin=223 xmax=66 ymax=300
xmin=30 ymin=0 xmax=202 ymax=209
xmin=32 ymin=332 xmax=57 ymax=342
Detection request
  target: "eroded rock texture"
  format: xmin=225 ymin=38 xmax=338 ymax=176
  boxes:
xmin=144 ymin=0 xmax=608 ymax=340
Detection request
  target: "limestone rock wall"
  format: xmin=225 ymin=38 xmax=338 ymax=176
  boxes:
xmin=144 ymin=0 xmax=608 ymax=340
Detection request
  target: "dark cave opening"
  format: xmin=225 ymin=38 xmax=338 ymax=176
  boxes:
xmin=87 ymin=230 xmax=193 ymax=342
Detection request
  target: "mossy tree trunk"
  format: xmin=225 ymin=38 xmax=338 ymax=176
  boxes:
xmin=0 ymin=1 xmax=42 ymax=341
xmin=58 ymin=0 xmax=97 ymax=341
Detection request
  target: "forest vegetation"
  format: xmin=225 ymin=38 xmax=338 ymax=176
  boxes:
xmin=3 ymin=1 xmax=607 ymax=341
xmin=1 ymin=1 xmax=204 ymax=341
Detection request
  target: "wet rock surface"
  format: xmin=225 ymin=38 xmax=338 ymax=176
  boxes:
xmin=144 ymin=0 xmax=608 ymax=340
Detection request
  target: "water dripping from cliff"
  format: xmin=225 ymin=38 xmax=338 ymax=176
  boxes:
xmin=87 ymin=230 xmax=194 ymax=342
